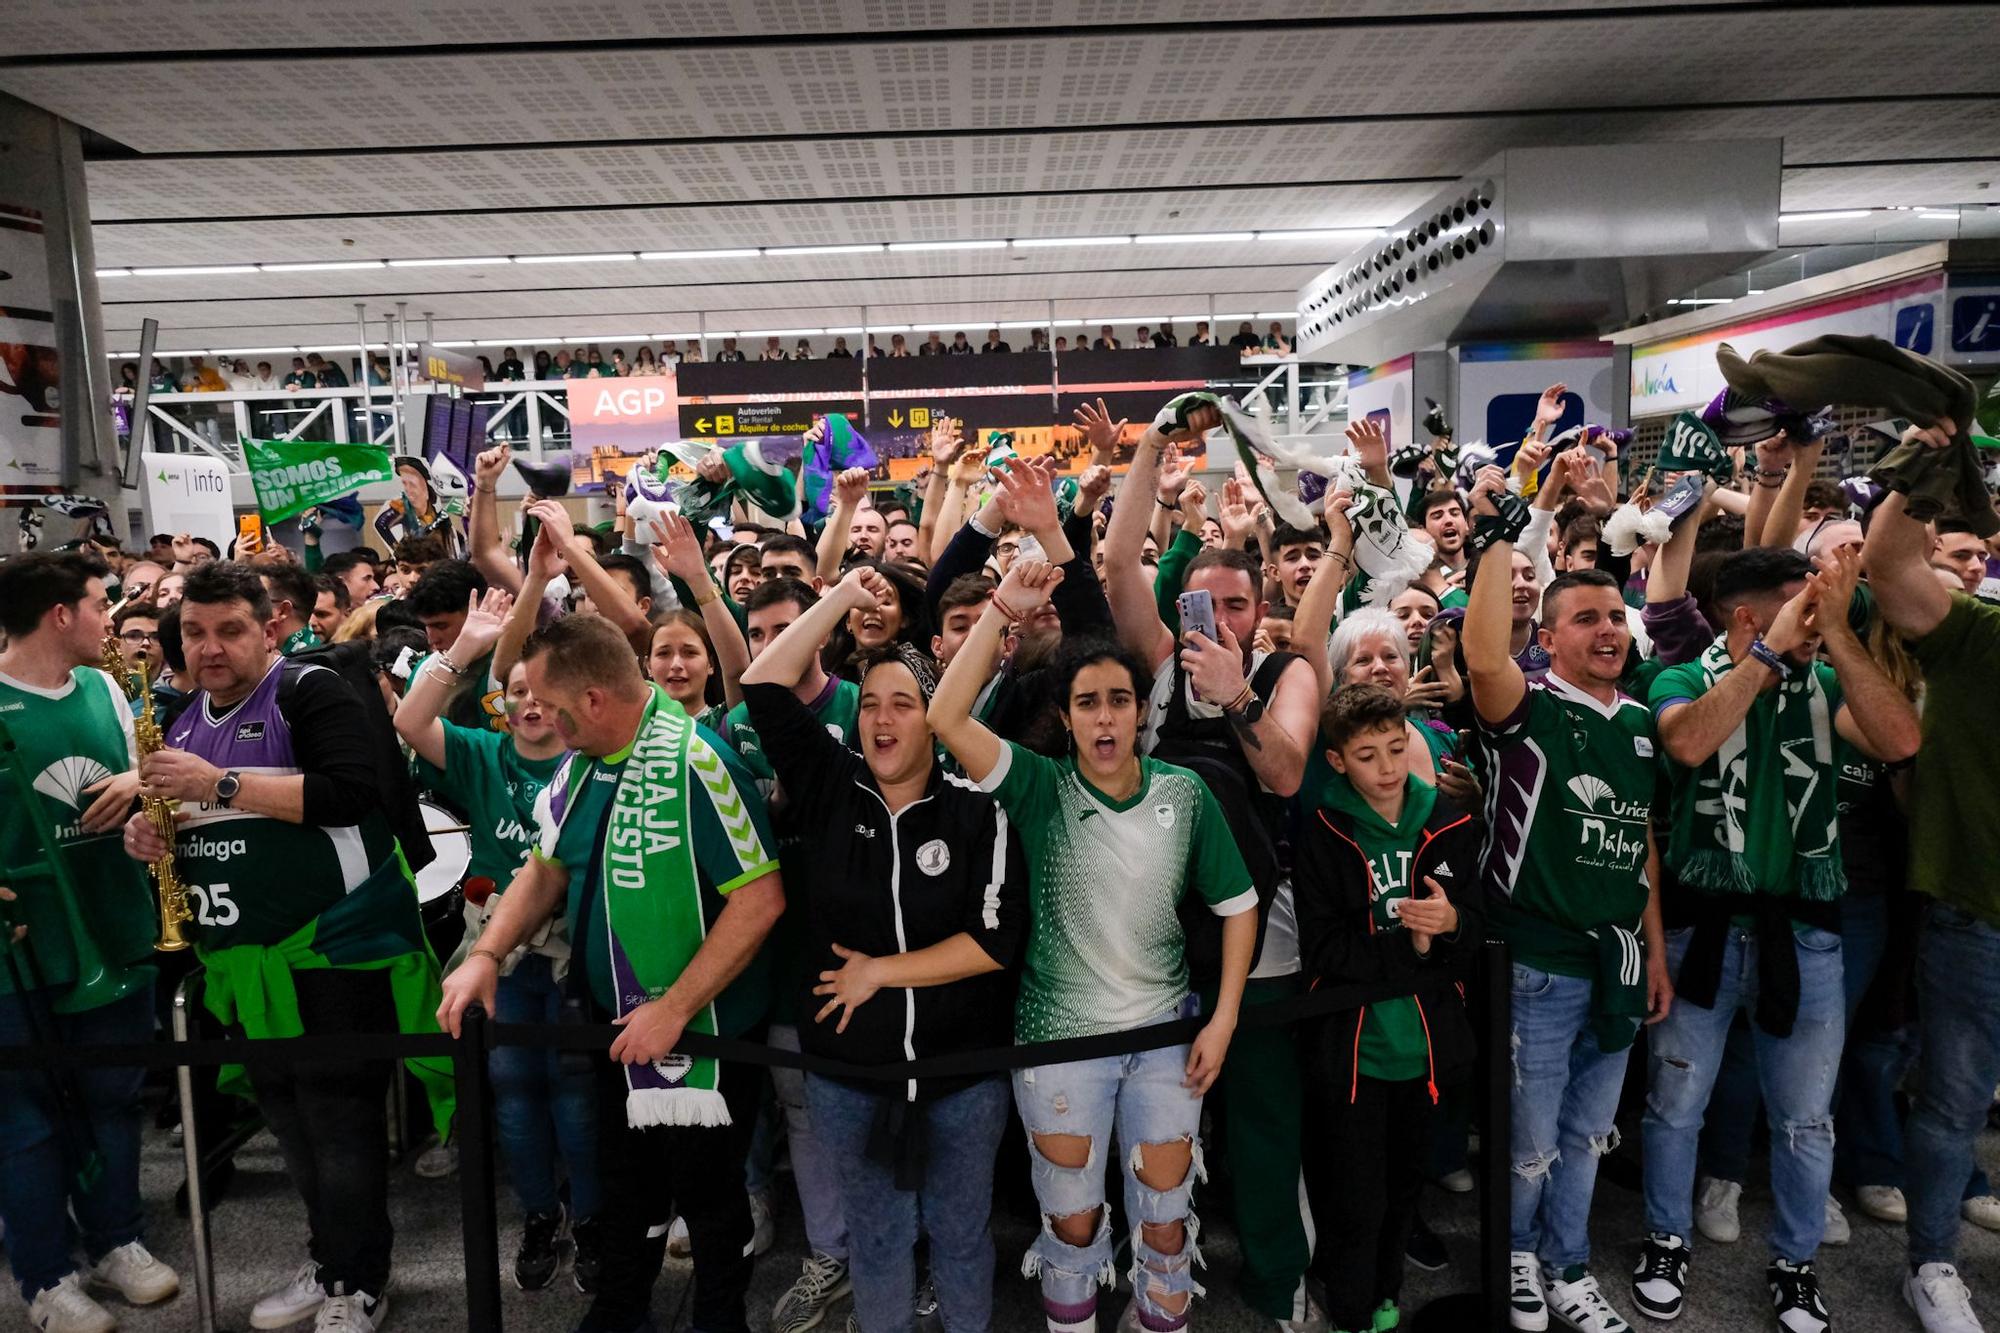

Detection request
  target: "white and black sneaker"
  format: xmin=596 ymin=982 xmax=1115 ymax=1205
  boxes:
xmin=1545 ymin=1265 xmax=1631 ymax=1333
xmin=1630 ymin=1233 xmax=1689 ymax=1321
xmin=513 ymin=1204 xmax=568 ymax=1291
xmin=1767 ymin=1259 xmax=1828 ymax=1333
xmin=1510 ymin=1251 xmax=1549 ymax=1331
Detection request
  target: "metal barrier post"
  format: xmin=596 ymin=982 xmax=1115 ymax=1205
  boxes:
xmin=172 ymin=976 xmax=220 ymax=1333
xmin=454 ymin=1003 xmax=502 ymax=1332
xmin=1412 ymin=937 xmax=1511 ymax=1332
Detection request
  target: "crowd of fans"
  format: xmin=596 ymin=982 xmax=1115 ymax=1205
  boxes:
xmin=7 ymin=341 xmax=2000 ymax=1333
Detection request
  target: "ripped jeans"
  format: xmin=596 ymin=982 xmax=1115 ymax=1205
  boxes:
xmin=1012 ymin=1015 xmax=1205 ymax=1333
xmin=1642 ymin=925 xmax=1844 ymax=1263
xmin=1509 ymin=964 xmax=1635 ymax=1270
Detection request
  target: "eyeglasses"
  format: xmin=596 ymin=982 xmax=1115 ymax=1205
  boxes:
xmin=119 ymin=631 xmax=158 ymax=644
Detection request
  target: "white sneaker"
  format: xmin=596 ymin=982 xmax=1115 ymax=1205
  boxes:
xmin=1275 ymin=1292 xmax=1329 ymax=1333
xmin=749 ymin=1188 xmax=776 ymax=1257
xmin=1962 ymin=1194 xmax=2000 ymax=1231
xmin=89 ymin=1241 xmax=180 ymax=1305
xmin=1544 ymin=1267 xmax=1631 ymax=1333
xmin=1905 ymin=1262 xmax=1985 ymax=1333
xmin=1821 ymin=1193 xmax=1850 ymax=1246
xmin=772 ymin=1252 xmax=851 ymax=1333
xmin=1857 ymin=1184 xmax=1909 ymax=1223
xmin=313 ymin=1289 xmax=387 ymax=1332
xmin=26 ymin=1274 xmax=116 ymax=1333
xmin=1509 ymin=1251 xmax=1549 ymax=1331
xmin=1693 ymin=1177 xmax=1741 ymax=1245
xmin=251 ymin=1261 xmax=327 ymax=1329
xmin=1437 ymin=1168 xmax=1476 ymax=1194
xmin=666 ymin=1215 xmax=691 ymax=1261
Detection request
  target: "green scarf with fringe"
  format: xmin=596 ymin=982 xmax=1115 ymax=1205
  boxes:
xmin=1668 ymin=635 xmax=1844 ymax=902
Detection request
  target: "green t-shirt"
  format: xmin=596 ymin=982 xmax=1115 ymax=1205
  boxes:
xmin=1325 ymin=772 xmax=1436 ymax=1081
xmin=415 ymin=723 xmax=563 ymax=886
xmin=1478 ymin=673 xmax=1655 ymax=974
xmin=443 ymin=650 xmax=507 ymax=734
xmin=1909 ymin=595 xmax=2000 ymax=921
xmin=979 ymin=741 xmax=1256 ymax=1043
xmin=1648 ymin=657 xmax=1843 ymax=898
xmin=0 ymin=666 xmax=159 ymax=999
xmin=536 ymin=718 xmax=779 ymax=1026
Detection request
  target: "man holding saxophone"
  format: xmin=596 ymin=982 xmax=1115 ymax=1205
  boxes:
xmin=122 ymin=560 xmax=443 ymax=1333
xmin=0 ymin=551 xmax=180 ymax=1333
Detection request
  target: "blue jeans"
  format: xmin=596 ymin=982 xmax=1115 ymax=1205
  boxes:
xmin=491 ymin=955 xmax=601 ymax=1220
xmin=1013 ymin=1019 xmax=1206 ymax=1332
xmin=1642 ymin=926 xmax=1844 ymax=1262
xmin=1907 ymin=904 xmax=2000 ymax=1266
xmin=0 ymin=986 xmax=153 ymax=1300
xmin=1509 ymin=965 xmax=1633 ymax=1270
xmin=806 ymin=1075 xmax=1011 ymax=1333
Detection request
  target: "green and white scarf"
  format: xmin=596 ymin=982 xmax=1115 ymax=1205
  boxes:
xmin=1671 ymin=635 xmax=1844 ymax=901
xmin=586 ymin=689 xmax=731 ymax=1127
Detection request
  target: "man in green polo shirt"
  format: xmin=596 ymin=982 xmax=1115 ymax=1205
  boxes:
xmin=438 ymin=612 xmax=783 ymax=1333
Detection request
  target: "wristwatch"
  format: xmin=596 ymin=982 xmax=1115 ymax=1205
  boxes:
xmin=214 ymin=770 xmax=242 ymax=808
xmin=1226 ymin=685 xmax=1266 ymax=726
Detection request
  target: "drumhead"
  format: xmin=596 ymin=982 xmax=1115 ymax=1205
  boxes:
xmin=414 ymin=799 xmax=472 ymax=904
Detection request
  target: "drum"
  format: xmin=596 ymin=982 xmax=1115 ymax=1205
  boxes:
xmin=415 ymin=798 xmax=473 ymax=961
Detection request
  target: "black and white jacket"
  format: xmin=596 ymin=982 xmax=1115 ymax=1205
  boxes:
xmin=742 ymin=682 xmax=1027 ymax=1100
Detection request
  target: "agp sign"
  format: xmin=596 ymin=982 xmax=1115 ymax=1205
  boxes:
xmin=566 ymin=373 xmax=682 ymax=454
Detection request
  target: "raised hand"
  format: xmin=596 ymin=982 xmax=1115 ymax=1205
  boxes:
xmin=1534 ymin=382 xmax=1568 ymax=429
xmin=1156 ymin=444 xmax=1193 ymax=504
xmin=1178 ymin=478 xmax=1209 ymax=531
xmin=993 ymin=456 xmax=1059 ymax=533
xmin=835 ymin=563 xmax=896 ymax=616
xmin=649 ymin=511 xmax=712 ymax=587
xmin=451 ymin=586 xmax=516 ymax=661
xmin=1804 ymin=545 xmax=1863 ymax=637
xmin=1076 ymin=463 xmax=1113 ymax=513
xmin=833 ymin=466 xmax=872 ymax=509
xmin=995 ymin=557 xmax=1065 ymax=619
xmin=1179 ymin=619 xmax=1249 ymax=705
xmin=1073 ymin=397 xmax=1128 ymax=460
xmin=474 ymin=443 xmax=511 ymax=490
xmin=927 ymin=415 xmax=965 ymax=465
xmin=1218 ymin=477 xmax=1259 ymax=548
xmin=1344 ymin=416 xmax=1389 ymax=474
xmin=1468 ymin=464 xmax=1508 ymax=517
xmin=527 ymin=498 xmax=576 ymax=550
xmin=1762 ymin=579 xmax=1822 ymax=659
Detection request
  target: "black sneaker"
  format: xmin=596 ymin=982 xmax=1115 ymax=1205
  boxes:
xmin=1630 ymin=1232 xmax=1689 ymax=1320
xmin=514 ymin=1205 xmax=567 ymax=1291
xmin=572 ymin=1216 xmax=603 ymax=1295
xmin=1767 ymin=1259 xmax=1829 ymax=1333
xmin=1405 ymin=1216 xmax=1449 ymax=1272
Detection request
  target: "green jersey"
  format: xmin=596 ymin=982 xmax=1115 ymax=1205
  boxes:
xmin=980 ymin=741 xmax=1256 ymax=1043
xmin=535 ymin=719 xmax=779 ymax=1026
xmin=0 ymin=666 xmax=159 ymax=999
xmin=1909 ymin=596 xmax=2000 ymax=921
xmin=1477 ymin=672 xmax=1655 ymax=974
xmin=416 ymin=723 xmax=562 ymax=886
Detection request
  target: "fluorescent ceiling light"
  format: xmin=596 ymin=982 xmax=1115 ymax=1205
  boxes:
xmin=1255 ymin=229 xmax=1382 ymax=243
xmin=1133 ymin=232 xmax=1254 ymax=245
xmin=561 ymin=333 xmax=654 ymax=343
xmin=260 ymin=260 xmax=387 ymax=272
xmin=1918 ymin=210 xmax=1960 ymax=220
xmin=207 ymin=346 xmax=298 ymax=355
xmin=1778 ymin=210 xmax=1875 ymax=222
xmin=887 ymin=239 xmax=1007 ymax=253
xmin=864 ymin=324 xmax=911 ymax=333
xmin=1668 ymin=297 xmax=1732 ymax=306
xmin=386 ymin=256 xmax=512 ymax=268
xmin=649 ymin=332 xmax=702 ymax=341
xmin=514 ymin=252 xmax=637 ymax=265
xmin=766 ymin=244 xmax=885 ymax=257
xmin=1211 ymin=313 xmax=1257 ymax=322
xmin=996 ymin=320 xmax=1049 ymax=330
xmin=130 ymin=264 xmax=257 ymax=276
xmin=823 ymin=326 xmax=867 ymax=335
xmin=1010 ymin=236 xmax=1130 ymax=249
xmin=96 ymin=268 xmax=132 ymax=278
xmin=739 ymin=327 xmax=824 ymax=337
xmin=638 ymin=247 xmax=761 ymax=260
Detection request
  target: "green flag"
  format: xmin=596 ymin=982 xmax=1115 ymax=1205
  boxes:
xmin=243 ymin=438 xmax=397 ymax=525
xmin=1655 ymin=412 xmax=1735 ymax=485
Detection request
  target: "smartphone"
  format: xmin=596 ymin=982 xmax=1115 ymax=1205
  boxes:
xmin=236 ymin=513 xmax=264 ymax=553
xmin=1177 ymin=588 xmax=1218 ymax=646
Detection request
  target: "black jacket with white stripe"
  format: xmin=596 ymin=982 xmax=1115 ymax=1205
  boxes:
xmin=743 ymin=682 xmax=1027 ymax=1101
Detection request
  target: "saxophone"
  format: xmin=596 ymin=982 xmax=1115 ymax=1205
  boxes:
xmin=102 ymin=632 xmax=193 ymax=951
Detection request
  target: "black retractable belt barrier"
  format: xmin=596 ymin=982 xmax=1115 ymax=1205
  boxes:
xmin=0 ymin=953 xmax=1513 ymax=1331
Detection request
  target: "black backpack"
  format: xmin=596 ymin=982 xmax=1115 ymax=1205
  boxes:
xmin=1147 ymin=651 xmax=1298 ymax=984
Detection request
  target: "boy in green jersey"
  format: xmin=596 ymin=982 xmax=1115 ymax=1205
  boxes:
xmin=1464 ymin=471 xmax=1671 ymax=1333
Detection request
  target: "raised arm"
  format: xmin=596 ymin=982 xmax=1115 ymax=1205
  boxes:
xmin=1861 ymin=422 xmax=1958 ymax=639
xmin=495 ymin=523 xmax=561 ymax=684
xmin=469 ymin=444 xmax=524 ymax=594
xmin=1094 ymin=396 xmax=1192 ymax=668
xmin=929 ymin=559 xmax=1062 ymax=783
xmin=912 ymin=416 xmax=965 ymax=562
xmin=1654 ymin=583 xmax=1815 ymax=767
xmin=1810 ymin=547 xmax=1921 ymax=763
xmin=650 ymin=513 xmax=751 ymax=708
xmin=394 ymin=587 xmax=514 ymax=768
xmin=529 ymin=499 xmax=650 ymax=644
xmin=1149 ymin=444 xmax=1191 ymax=554
xmin=816 ymin=463 xmax=869 ymax=584
xmin=1462 ymin=470 xmax=1527 ymax=726
xmin=741 ymin=566 xmax=879 ymax=690
xmin=1757 ymin=435 xmax=1823 ymax=548
xmin=1290 ymin=486 xmax=1357 ymax=704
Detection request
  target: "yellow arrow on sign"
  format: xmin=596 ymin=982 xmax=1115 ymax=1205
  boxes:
xmin=695 ymin=417 xmax=711 ymax=433
xmin=887 ymin=410 xmax=903 ymax=427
